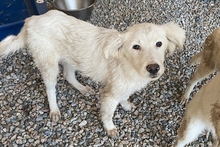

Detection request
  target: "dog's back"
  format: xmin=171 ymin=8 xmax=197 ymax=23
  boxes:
xmin=0 ymin=10 xmax=75 ymax=57
xmin=0 ymin=10 xmax=123 ymax=84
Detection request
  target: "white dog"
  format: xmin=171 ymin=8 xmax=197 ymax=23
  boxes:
xmin=0 ymin=10 xmax=185 ymax=137
xmin=175 ymin=72 xmax=220 ymax=147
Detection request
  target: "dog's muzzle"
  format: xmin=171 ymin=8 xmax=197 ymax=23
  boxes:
xmin=146 ymin=63 xmax=160 ymax=78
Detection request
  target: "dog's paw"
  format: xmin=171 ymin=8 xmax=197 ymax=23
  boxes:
xmin=80 ymin=86 xmax=95 ymax=96
xmin=179 ymin=96 xmax=189 ymax=106
xmin=50 ymin=109 xmax=61 ymax=122
xmin=107 ymin=128 xmax=119 ymax=137
xmin=212 ymin=137 xmax=219 ymax=147
xmin=120 ymin=101 xmax=136 ymax=111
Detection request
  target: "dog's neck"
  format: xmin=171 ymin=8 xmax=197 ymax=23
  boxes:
xmin=108 ymin=59 xmax=149 ymax=93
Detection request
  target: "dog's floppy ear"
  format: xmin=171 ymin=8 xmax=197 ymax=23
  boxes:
xmin=103 ymin=32 xmax=123 ymax=59
xmin=162 ymin=22 xmax=185 ymax=56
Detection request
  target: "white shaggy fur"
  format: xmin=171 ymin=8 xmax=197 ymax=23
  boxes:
xmin=0 ymin=10 xmax=185 ymax=136
xmin=175 ymin=73 xmax=220 ymax=147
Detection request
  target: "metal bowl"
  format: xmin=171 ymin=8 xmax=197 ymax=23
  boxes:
xmin=53 ymin=0 xmax=95 ymax=20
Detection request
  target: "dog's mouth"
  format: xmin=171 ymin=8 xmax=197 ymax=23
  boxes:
xmin=149 ymin=74 xmax=160 ymax=79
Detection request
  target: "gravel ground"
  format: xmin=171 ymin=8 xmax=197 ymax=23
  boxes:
xmin=0 ymin=0 xmax=220 ymax=146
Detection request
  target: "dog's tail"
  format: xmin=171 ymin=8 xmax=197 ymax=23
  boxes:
xmin=189 ymin=51 xmax=203 ymax=65
xmin=0 ymin=27 xmax=26 ymax=57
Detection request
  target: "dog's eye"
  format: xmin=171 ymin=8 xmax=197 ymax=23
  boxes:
xmin=132 ymin=45 xmax=141 ymax=50
xmin=156 ymin=41 xmax=162 ymax=47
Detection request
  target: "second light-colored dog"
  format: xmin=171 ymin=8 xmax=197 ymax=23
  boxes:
xmin=180 ymin=27 xmax=220 ymax=105
xmin=175 ymin=72 xmax=220 ymax=147
xmin=0 ymin=10 xmax=185 ymax=137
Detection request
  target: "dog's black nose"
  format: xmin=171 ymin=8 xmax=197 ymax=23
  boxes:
xmin=146 ymin=64 xmax=160 ymax=75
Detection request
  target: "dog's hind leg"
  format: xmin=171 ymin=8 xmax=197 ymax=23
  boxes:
xmin=36 ymin=58 xmax=61 ymax=122
xmin=180 ymin=62 xmax=214 ymax=105
xmin=62 ymin=63 xmax=95 ymax=95
xmin=189 ymin=51 xmax=203 ymax=65
xmin=174 ymin=117 xmax=206 ymax=147
xmin=213 ymin=128 xmax=220 ymax=147
xmin=212 ymin=135 xmax=219 ymax=147
xmin=211 ymin=104 xmax=220 ymax=147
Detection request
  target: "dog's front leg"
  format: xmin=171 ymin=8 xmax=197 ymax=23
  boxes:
xmin=100 ymin=96 xmax=119 ymax=137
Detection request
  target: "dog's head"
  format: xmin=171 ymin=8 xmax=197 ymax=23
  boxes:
xmin=104 ymin=22 xmax=185 ymax=81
